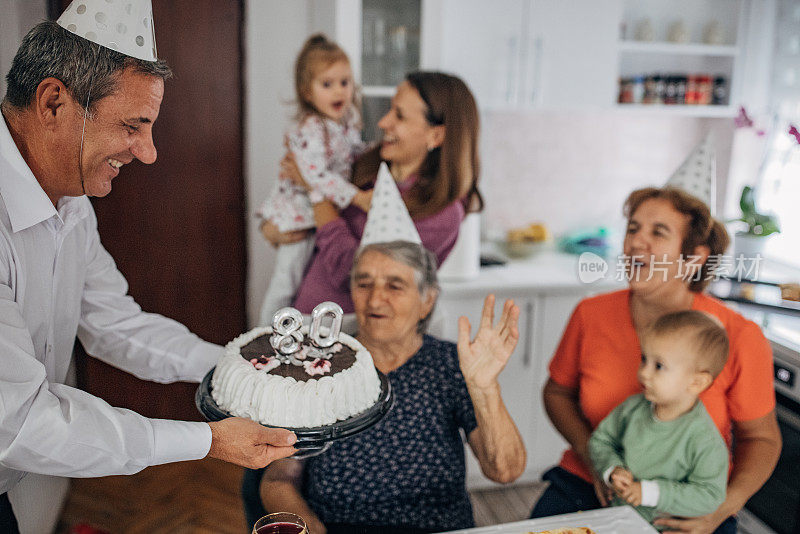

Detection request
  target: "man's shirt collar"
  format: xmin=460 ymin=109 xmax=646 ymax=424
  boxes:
xmin=0 ymin=113 xmax=89 ymax=232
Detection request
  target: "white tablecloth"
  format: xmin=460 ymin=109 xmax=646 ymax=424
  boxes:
xmin=441 ymin=505 xmax=658 ymax=533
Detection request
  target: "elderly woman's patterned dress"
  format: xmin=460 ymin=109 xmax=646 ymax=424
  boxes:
xmin=302 ymin=335 xmax=477 ymax=532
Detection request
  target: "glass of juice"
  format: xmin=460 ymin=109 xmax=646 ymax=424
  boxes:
xmin=253 ymin=512 xmax=308 ymax=534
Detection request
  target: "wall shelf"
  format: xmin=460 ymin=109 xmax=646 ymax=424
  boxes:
xmin=618 ymin=41 xmax=739 ymax=57
xmin=615 ymin=103 xmax=738 ymax=117
xmin=617 ymin=0 xmax=749 ymax=109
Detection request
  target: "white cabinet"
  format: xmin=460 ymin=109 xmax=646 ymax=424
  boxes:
xmin=529 ymin=292 xmax=584 ymax=474
xmin=525 ymin=0 xmax=622 ymax=109
xmin=322 ymin=0 xmax=446 ymax=141
xmin=327 ymin=0 xmax=622 ymax=117
xmin=438 ymin=0 xmax=527 ymax=109
xmin=439 ymin=0 xmax=621 ymax=110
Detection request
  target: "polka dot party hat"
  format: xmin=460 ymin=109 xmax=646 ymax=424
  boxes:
xmin=359 ymin=162 xmax=422 ymax=247
xmin=665 ymin=133 xmax=716 ymax=212
xmin=57 ymin=0 xmax=157 ymax=62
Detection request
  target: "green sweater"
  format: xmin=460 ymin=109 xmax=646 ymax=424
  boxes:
xmin=589 ymin=393 xmax=728 ymax=525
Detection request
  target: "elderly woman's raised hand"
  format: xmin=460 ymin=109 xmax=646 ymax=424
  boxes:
xmin=457 ymin=294 xmax=520 ymax=390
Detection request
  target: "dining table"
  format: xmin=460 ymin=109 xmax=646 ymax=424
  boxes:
xmin=441 ymin=505 xmax=659 ymax=533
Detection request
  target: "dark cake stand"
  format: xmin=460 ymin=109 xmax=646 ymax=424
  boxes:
xmin=196 ymin=367 xmax=393 ymax=458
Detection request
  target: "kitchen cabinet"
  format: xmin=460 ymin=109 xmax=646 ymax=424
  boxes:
xmin=529 ymin=293 xmax=583 ymax=473
xmin=439 ymin=0 xmax=622 ymax=110
xmin=322 ymin=0 xmax=774 ymax=117
xmin=435 ymin=251 xmax=623 ymax=488
xmin=325 ymin=0 xmax=621 ymax=123
xmin=321 ymin=0 xmax=445 ymax=140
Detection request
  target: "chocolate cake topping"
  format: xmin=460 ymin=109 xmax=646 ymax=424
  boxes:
xmin=240 ymin=333 xmax=357 ymax=382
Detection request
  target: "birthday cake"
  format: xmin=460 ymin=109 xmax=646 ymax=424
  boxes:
xmin=211 ymin=304 xmax=381 ymax=428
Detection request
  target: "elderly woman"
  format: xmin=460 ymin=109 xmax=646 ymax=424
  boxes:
xmin=247 ymin=241 xmax=526 ymax=534
xmin=531 ymin=187 xmax=781 ymax=534
xmin=263 ymin=71 xmax=482 ymax=315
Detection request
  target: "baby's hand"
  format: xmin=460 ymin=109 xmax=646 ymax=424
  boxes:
xmin=610 ymin=466 xmax=634 ymax=492
xmin=619 ymin=480 xmax=642 ymax=506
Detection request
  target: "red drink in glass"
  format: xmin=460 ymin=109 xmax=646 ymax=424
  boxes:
xmin=255 ymin=522 xmax=305 ymax=534
xmin=252 ymin=512 xmax=307 ymax=534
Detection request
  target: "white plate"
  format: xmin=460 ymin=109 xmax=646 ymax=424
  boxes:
xmin=440 ymin=505 xmax=658 ymax=534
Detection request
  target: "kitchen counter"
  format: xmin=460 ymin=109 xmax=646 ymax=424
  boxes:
xmin=440 ymin=248 xmax=624 ymax=297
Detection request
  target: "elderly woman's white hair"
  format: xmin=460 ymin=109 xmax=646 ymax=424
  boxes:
xmin=351 ymin=240 xmax=440 ymax=333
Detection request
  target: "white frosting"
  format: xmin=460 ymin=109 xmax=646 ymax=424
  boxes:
xmin=211 ymin=326 xmax=382 ymax=428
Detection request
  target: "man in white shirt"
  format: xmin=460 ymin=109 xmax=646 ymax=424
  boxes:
xmin=0 ymin=20 xmax=296 ymax=532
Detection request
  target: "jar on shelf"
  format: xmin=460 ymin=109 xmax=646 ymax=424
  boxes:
xmin=634 ymin=18 xmax=655 ymax=41
xmin=712 ymin=76 xmax=729 ymax=105
xmin=667 ymin=20 xmax=690 ymax=44
xmin=664 ymin=76 xmax=678 ymax=104
xmin=685 ymin=75 xmax=698 ymax=105
xmin=703 ymin=21 xmax=725 ymax=45
xmin=654 ymin=75 xmax=666 ymax=104
xmin=618 ymin=78 xmax=634 ymax=104
xmin=675 ymin=75 xmax=687 ymax=105
xmin=631 ymin=76 xmax=645 ymax=103
xmin=697 ymin=75 xmax=713 ymax=105
xmin=643 ymin=75 xmax=657 ymax=104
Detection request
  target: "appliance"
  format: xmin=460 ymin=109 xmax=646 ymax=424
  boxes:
xmin=438 ymin=213 xmax=481 ymax=282
xmin=739 ymin=339 xmax=800 ymax=534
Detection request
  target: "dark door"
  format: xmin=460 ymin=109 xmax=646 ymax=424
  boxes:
xmin=53 ymin=0 xmax=246 ymax=421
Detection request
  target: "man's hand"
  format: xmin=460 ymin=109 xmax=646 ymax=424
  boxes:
xmin=610 ymin=466 xmax=634 ymax=493
xmin=260 ymin=220 xmax=311 ymax=247
xmin=207 ymin=418 xmax=297 ymax=469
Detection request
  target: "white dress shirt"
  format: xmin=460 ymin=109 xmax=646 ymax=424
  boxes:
xmin=0 ymin=115 xmax=222 ymax=494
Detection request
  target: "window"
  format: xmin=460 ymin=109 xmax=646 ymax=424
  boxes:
xmin=757 ymin=0 xmax=800 ymax=267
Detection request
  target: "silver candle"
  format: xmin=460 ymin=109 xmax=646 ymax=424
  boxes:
xmin=270 ymin=307 xmax=304 ymax=359
xmin=309 ymin=301 xmax=343 ymax=349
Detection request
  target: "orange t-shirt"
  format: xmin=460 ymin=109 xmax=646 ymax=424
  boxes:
xmin=549 ymin=289 xmax=776 ymax=483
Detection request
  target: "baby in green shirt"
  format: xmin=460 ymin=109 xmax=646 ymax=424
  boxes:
xmin=589 ymin=310 xmax=730 ymax=528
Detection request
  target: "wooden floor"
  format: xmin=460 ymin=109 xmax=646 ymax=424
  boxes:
xmin=470 ymin=482 xmax=546 ymax=527
xmin=56 ymin=459 xmax=546 ymax=533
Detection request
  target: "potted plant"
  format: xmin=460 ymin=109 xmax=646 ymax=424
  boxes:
xmin=731 ymin=185 xmax=780 ymax=258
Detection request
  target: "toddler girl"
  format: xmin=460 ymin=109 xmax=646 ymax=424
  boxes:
xmin=257 ymin=34 xmax=370 ymax=325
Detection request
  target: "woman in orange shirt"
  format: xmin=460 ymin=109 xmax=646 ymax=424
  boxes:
xmin=531 ymin=187 xmax=781 ymax=534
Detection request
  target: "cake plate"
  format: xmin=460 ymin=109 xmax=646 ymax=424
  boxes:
xmin=196 ymin=367 xmax=393 ymax=458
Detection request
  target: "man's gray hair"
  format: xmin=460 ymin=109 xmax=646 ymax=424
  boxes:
xmin=2 ymin=21 xmax=171 ymax=116
xmin=352 ymin=240 xmax=440 ymax=333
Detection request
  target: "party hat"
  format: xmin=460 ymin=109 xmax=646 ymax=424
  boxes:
xmin=665 ymin=133 xmax=716 ymax=211
xmin=57 ymin=0 xmax=157 ymax=62
xmin=360 ymin=163 xmax=422 ymax=247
